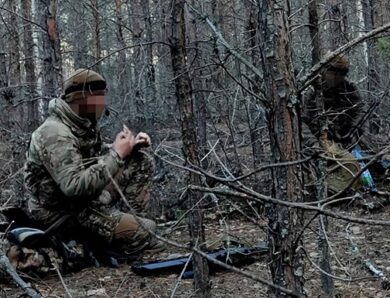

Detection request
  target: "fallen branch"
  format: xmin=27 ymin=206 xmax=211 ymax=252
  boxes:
xmin=106 ymin=168 xmax=302 ymax=297
xmin=0 ymin=250 xmax=41 ymax=298
xmin=188 ymin=185 xmax=390 ymax=226
xmin=298 ymin=22 xmax=390 ymax=92
xmin=346 ymin=225 xmax=390 ymax=290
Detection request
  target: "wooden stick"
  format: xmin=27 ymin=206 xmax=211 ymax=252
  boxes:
xmin=0 ymin=251 xmax=41 ymax=298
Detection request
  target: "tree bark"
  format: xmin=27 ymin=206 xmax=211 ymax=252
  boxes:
xmin=21 ymin=0 xmax=39 ymax=130
xmin=246 ymin=1 xmax=266 ymax=171
xmin=362 ymin=0 xmax=389 ymax=133
xmin=309 ymin=2 xmax=335 ymax=297
xmin=91 ymin=0 xmax=102 ymax=73
xmin=6 ymin=0 xmax=21 ymax=87
xmin=170 ymin=1 xmax=210 ymax=297
xmin=142 ymin=0 xmax=157 ymax=132
xmin=35 ymin=0 xmax=62 ymax=116
xmin=325 ymin=0 xmax=348 ymax=51
xmin=70 ymin=4 xmax=89 ymax=68
xmin=257 ymin=0 xmax=305 ymax=296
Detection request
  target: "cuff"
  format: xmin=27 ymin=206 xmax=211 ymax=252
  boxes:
xmin=109 ymin=148 xmax=125 ymax=167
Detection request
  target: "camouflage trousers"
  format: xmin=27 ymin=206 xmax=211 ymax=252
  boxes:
xmin=27 ymin=151 xmax=157 ymax=254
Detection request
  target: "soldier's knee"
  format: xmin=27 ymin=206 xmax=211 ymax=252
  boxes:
xmin=113 ymin=214 xmax=156 ymax=241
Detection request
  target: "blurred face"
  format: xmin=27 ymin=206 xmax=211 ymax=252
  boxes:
xmin=69 ymin=94 xmax=106 ymax=122
xmin=323 ymin=69 xmax=347 ymax=88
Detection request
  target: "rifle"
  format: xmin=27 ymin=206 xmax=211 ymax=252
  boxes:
xmin=131 ymin=242 xmax=268 ymax=278
xmin=0 ymin=244 xmax=42 ymax=298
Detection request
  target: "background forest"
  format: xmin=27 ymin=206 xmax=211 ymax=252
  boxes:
xmin=1 ymin=0 xmax=390 ymax=297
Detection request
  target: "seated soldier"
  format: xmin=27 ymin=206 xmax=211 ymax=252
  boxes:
xmin=301 ymin=55 xmax=365 ymax=150
xmin=301 ymin=54 xmax=390 ymax=194
xmin=301 ymin=55 xmax=365 ymax=193
xmin=23 ymin=69 xmax=164 ymax=257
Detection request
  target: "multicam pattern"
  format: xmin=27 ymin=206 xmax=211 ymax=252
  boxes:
xmin=23 ymin=98 xmax=156 ymax=250
xmin=301 ymin=82 xmax=364 ymax=148
xmin=301 ymin=82 xmax=364 ymax=194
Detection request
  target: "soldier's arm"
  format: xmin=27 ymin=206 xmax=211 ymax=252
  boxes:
xmin=344 ymin=80 xmax=366 ymax=138
xmin=301 ymin=86 xmax=321 ymax=150
xmin=34 ymin=128 xmax=123 ymax=198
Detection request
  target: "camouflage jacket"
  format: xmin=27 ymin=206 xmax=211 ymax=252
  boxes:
xmin=301 ymin=80 xmax=365 ymax=148
xmin=24 ymin=98 xmax=123 ymax=211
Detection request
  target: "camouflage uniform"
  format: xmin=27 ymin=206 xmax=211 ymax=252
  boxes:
xmin=301 ymin=69 xmax=365 ymax=194
xmin=301 ymin=80 xmax=365 ymax=150
xmin=24 ymin=98 xmax=156 ymax=253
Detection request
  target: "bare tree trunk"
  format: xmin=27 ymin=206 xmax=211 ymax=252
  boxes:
xmin=257 ymin=0 xmax=305 ymax=296
xmin=170 ymin=1 xmax=210 ymax=297
xmin=2 ymin=0 xmax=25 ymax=137
xmin=188 ymin=0 xmax=208 ymax=169
xmin=246 ymin=1 xmax=265 ymax=171
xmin=71 ymin=4 xmax=89 ymax=68
xmin=0 ymin=54 xmax=6 ymax=88
xmin=325 ymin=0 xmax=348 ymax=50
xmin=91 ymin=0 xmax=102 ymax=73
xmin=142 ymin=0 xmax=157 ymax=132
xmin=21 ymin=0 xmax=39 ymax=130
xmin=362 ymin=0 xmax=389 ymax=133
xmin=127 ymin=0 xmax=144 ymax=129
xmin=35 ymin=0 xmax=62 ymax=116
xmin=309 ymin=1 xmax=335 ymax=297
xmin=7 ymin=0 xmax=21 ymax=87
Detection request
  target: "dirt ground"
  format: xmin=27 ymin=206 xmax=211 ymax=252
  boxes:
xmin=2 ymin=196 xmax=390 ymax=298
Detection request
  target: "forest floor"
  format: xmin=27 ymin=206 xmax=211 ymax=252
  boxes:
xmin=2 ymin=131 xmax=390 ymax=297
xmin=2 ymin=197 xmax=390 ymax=298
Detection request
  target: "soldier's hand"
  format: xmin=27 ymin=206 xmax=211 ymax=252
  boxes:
xmin=135 ymin=132 xmax=151 ymax=148
xmin=113 ymin=128 xmax=135 ymax=159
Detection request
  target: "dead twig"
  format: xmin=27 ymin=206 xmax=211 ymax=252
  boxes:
xmin=188 ymin=184 xmax=390 ymax=226
xmin=0 ymin=251 xmax=41 ymax=298
xmin=170 ymin=252 xmax=194 ymax=298
xmin=105 ymin=168 xmax=302 ymax=297
xmin=345 ymin=224 xmax=390 ymax=289
xmin=52 ymin=260 xmax=73 ymax=298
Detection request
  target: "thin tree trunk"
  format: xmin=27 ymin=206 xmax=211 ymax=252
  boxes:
xmin=142 ymin=0 xmax=156 ymax=131
xmin=7 ymin=0 xmax=21 ymax=87
xmin=246 ymin=1 xmax=265 ymax=171
xmin=325 ymin=0 xmax=348 ymax=50
xmin=0 ymin=54 xmax=6 ymax=88
xmin=91 ymin=0 xmax=102 ymax=73
xmin=362 ymin=0 xmax=387 ymax=133
xmin=35 ymin=0 xmax=62 ymax=116
xmin=21 ymin=0 xmax=39 ymax=130
xmin=189 ymin=0 xmax=208 ymax=168
xmin=170 ymin=1 xmax=210 ymax=297
xmin=257 ymin=0 xmax=305 ymax=296
xmin=71 ymin=4 xmax=89 ymax=68
xmin=127 ymin=0 xmax=144 ymax=129
xmin=309 ymin=1 xmax=335 ymax=297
